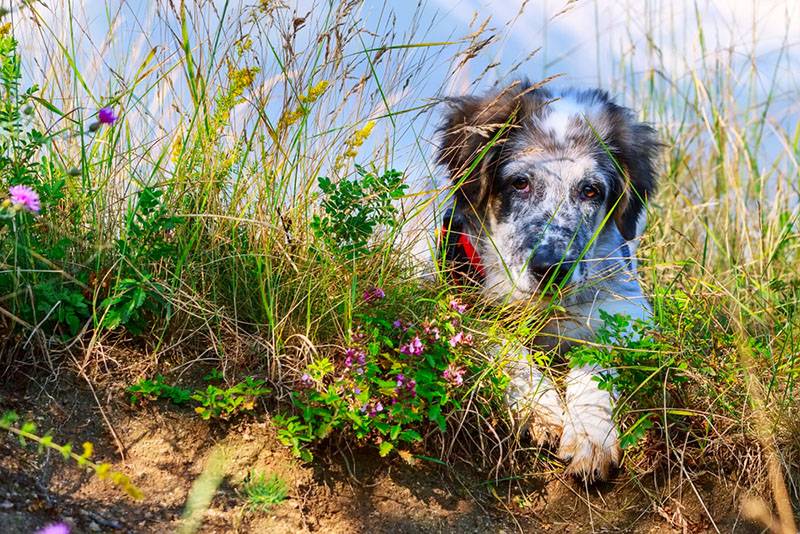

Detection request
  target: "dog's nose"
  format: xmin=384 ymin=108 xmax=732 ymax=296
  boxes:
xmin=529 ymin=252 xmax=576 ymax=286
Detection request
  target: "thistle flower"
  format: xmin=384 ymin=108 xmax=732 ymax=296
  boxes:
xmin=363 ymin=287 xmax=385 ymax=303
xmin=8 ymin=185 xmax=40 ymax=213
xmin=399 ymin=336 xmax=424 ymax=356
xmin=98 ymin=107 xmax=118 ymax=125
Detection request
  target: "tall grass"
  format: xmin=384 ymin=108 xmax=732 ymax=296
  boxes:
xmin=1 ymin=0 xmax=798 ymax=528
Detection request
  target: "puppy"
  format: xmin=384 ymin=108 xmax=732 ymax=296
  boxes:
xmin=436 ymin=81 xmax=659 ymax=480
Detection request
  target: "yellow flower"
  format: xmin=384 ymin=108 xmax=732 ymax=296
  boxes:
xmin=299 ymin=80 xmax=329 ymax=104
xmin=276 ymin=80 xmax=330 ymax=132
xmin=335 ymin=120 xmax=377 ymax=170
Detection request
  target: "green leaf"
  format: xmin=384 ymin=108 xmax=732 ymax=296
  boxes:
xmin=378 ymin=441 xmax=394 ymax=457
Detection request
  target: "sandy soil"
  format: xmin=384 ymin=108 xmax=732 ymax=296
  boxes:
xmin=0 ymin=369 xmax=764 ymax=534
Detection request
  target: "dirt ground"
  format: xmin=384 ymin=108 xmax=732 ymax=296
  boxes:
xmin=0 ymin=369 xmax=766 ymax=534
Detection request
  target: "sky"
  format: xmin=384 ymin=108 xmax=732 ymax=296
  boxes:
xmin=9 ymin=0 xmax=800 ymax=187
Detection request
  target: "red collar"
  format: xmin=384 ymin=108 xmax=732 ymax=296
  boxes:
xmin=440 ymin=224 xmax=486 ymax=279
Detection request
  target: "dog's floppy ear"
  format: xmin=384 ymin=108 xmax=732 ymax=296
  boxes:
xmin=604 ymin=104 xmax=660 ymax=241
xmin=436 ymin=83 xmax=532 ymax=208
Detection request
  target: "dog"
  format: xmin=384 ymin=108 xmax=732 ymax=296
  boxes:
xmin=435 ymin=81 xmax=659 ymax=480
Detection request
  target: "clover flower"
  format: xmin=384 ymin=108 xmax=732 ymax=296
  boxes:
xmin=362 ymin=286 xmax=385 ymax=303
xmin=98 ymin=107 xmax=118 ymax=125
xmin=449 ymin=298 xmax=467 ymax=314
xmin=443 ymin=364 xmax=466 ymax=387
xmin=8 ymin=185 xmax=40 ymax=214
xmin=399 ymin=336 xmax=424 ymax=356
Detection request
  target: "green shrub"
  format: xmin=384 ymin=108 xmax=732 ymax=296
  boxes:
xmin=311 ymin=165 xmax=406 ymax=259
xmin=274 ymin=295 xmax=507 ymax=461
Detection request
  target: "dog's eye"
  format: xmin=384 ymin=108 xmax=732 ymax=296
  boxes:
xmin=580 ymin=184 xmax=602 ymax=200
xmin=511 ymin=177 xmax=529 ymax=191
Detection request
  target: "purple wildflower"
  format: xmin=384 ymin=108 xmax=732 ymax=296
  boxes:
xmin=354 ymin=387 xmax=361 ymax=395
xmin=363 ymin=287 xmax=385 ymax=303
xmin=345 ymin=347 xmax=365 ymax=369
xmin=395 ymin=374 xmax=405 ymax=387
xmin=406 ymin=379 xmax=417 ymax=397
xmin=392 ymin=319 xmax=403 ymax=329
xmin=449 ymin=298 xmax=467 ymax=314
xmin=98 ymin=107 xmax=118 ymax=125
xmin=375 ymin=401 xmax=383 ymax=412
xmin=37 ymin=523 xmax=70 ymax=534
xmin=400 ymin=336 xmax=424 ymax=356
xmin=300 ymin=373 xmax=313 ymax=388
xmin=443 ymin=364 xmax=466 ymax=387
xmin=8 ymin=185 xmax=41 ymax=214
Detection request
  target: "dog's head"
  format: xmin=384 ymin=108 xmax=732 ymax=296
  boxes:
xmin=437 ymin=82 xmax=659 ymax=299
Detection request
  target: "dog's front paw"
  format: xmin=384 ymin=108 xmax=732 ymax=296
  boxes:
xmin=512 ymin=392 xmax=563 ymax=447
xmin=558 ymin=411 xmax=620 ymax=481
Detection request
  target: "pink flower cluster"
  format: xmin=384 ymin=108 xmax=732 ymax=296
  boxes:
xmin=421 ymin=321 xmax=440 ymax=340
xmin=399 ymin=336 xmax=424 ymax=356
xmin=394 ymin=373 xmax=416 ymax=398
xmin=344 ymin=347 xmax=367 ymax=374
xmin=449 ymin=298 xmax=467 ymax=314
xmin=448 ymin=331 xmax=473 ymax=348
xmin=443 ymin=364 xmax=466 ymax=387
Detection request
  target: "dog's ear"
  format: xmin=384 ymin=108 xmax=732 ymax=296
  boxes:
xmin=436 ymin=83 xmax=532 ymax=209
xmin=604 ymin=104 xmax=660 ymax=241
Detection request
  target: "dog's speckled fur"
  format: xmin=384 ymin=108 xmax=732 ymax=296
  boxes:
xmin=436 ymin=81 xmax=660 ymax=480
